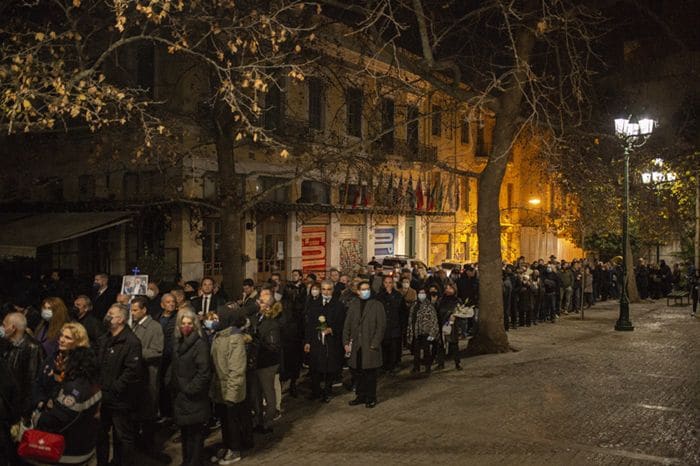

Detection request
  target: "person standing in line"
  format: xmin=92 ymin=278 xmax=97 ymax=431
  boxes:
xmin=407 ymin=288 xmax=439 ymax=374
xmin=343 ymin=281 xmax=386 ymax=408
xmin=96 ymin=304 xmax=143 ymax=466
xmin=169 ymin=308 xmax=211 ymax=466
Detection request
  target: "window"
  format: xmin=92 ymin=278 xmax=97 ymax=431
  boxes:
xmin=308 ymin=77 xmax=324 ymax=130
xmin=476 ymin=117 xmax=488 ymax=157
xmin=339 ymin=184 xmax=362 ymax=206
xmin=78 ymin=175 xmax=95 ymax=201
xmin=461 ymin=178 xmax=470 ymax=212
xmin=123 ymin=172 xmax=139 ymax=200
xmin=460 ymin=119 xmax=470 ymax=145
xmin=381 ymin=98 xmax=395 ymax=151
xmin=202 ymin=218 xmax=222 ymax=276
xmin=346 ymin=87 xmax=363 ymax=137
xmin=259 ymin=176 xmax=289 ymax=203
xmin=407 ymin=105 xmax=419 ymax=150
xmin=300 ymin=180 xmax=330 ymax=204
xmin=432 ymin=105 xmax=441 ymax=137
xmin=263 ymin=83 xmax=284 ymax=131
xmin=203 ymin=171 xmax=218 ymax=200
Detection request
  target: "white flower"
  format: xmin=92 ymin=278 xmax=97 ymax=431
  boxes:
xmin=318 ymin=315 xmax=326 ymax=323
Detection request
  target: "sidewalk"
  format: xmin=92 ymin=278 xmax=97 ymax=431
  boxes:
xmin=163 ymin=300 xmax=699 ymax=465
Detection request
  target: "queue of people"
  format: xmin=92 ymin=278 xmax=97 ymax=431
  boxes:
xmin=1 ymin=255 xmax=696 ymax=465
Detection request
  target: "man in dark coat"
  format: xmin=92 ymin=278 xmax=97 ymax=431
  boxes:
xmin=96 ymin=303 xmax=143 ymax=466
xmin=157 ymin=293 xmax=178 ymax=420
xmin=343 ymin=281 xmax=386 ymax=408
xmin=0 ymin=357 xmax=20 ymax=466
xmin=1 ymin=312 xmax=44 ymax=420
xmin=73 ymin=295 xmax=105 ymax=345
xmin=375 ymin=275 xmax=403 ymax=374
xmin=304 ymin=280 xmax=346 ymax=402
xmin=191 ymin=277 xmax=227 ymax=316
xmin=279 ymin=270 xmax=306 ymax=397
xmin=91 ymin=273 xmax=119 ymax=320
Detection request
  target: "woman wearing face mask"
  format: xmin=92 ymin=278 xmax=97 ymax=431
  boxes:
xmin=35 ymin=297 xmax=73 ymax=362
xmin=398 ymin=278 xmax=417 ymax=351
xmin=168 ymin=309 xmax=211 ymax=466
xmin=34 ymin=322 xmax=90 ymax=412
xmin=407 ymin=288 xmax=439 ymax=374
xmin=435 ymin=284 xmax=463 ymax=371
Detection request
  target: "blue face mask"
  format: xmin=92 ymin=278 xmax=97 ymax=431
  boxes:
xmin=359 ymin=289 xmax=371 ymax=300
xmin=204 ymin=320 xmax=218 ymax=330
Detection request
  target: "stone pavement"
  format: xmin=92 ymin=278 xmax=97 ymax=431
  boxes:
xmin=156 ymin=300 xmax=699 ymax=465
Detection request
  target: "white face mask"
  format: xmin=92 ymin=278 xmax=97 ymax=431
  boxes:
xmin=417 ymin=292 xmax=427 ymax=301
xmin=145 ymin=289 xmax=157 ymax=299
xmin=41 ymin=308 xmax=53 ymax=321
xmin=274 ymin=292 xmax=283 ymax=302
xmin=310 ymin=289 xmax=320 ymax=297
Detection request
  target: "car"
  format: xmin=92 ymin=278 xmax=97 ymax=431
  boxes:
xmin=438 ymin=260 xmax=463 ymax=273
xmin=381 ymin=256 xmax=428 ymax=276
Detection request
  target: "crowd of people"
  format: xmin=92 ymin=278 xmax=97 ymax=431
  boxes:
xmin=1 ymin=254 xmax=697 ymax=465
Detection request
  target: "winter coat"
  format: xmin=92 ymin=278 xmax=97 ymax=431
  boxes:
xmin=169 ymin=333 xmax=211 ymax=426
xmin=3 ymin=334 xmax=44 ymax=417
xmin=132 ymin=315 xmax=164 ymax=419
xmin=343 ymin=298 xmax=386 ymax=370
xmin=252 ymin=302 xmax=282 ymax=369
xmin=278 ymin=292 xmax=304 ymax=380
xmin=96 ymin=326 xmax=143 ymax=410
xmin=77 ymin=312 xmax=105 ymax=346
xmin=437 ymin=295 xmax=462 ymax=344
xmin=36 ymin=375 xmax=101 ymax=462
xmin=210 ymin=327 xmax=247 ymax=404
xmin=407 ymin=301 xmax=439 ymax=344
xmin=305 ymin=297 xmax=346 ymax=374
xmin=375 ymin=288 xmax=404 ymax=339
xmin=583 ymin=269 xmax=594 ymax=293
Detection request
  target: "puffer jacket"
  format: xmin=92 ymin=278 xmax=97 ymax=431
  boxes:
xmin=210 ymin=327 xmax=247 ymax=404
xmin=252 ymin=302 xmax=282 ymax=369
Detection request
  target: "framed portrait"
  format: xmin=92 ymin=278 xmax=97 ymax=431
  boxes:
xmin=121 ymin=274 xmax=149 ymax=296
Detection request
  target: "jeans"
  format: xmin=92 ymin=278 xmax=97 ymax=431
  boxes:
xmin=96 ymin=407 xmax=135 ymax=466
xmin=181 ymin=424 xmax=204 ymax=466
xmin=561 ymin=286 xmax=573 ymax=312
xmin=249 ymin=364 xmax=278 ymax=428
xmin=412 ymin=335 xmax=434 ymax=370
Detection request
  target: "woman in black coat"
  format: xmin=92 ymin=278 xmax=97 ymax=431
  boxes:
xmin=435 ymin=283 xmax=462 ymax=370
xmin=168 ymin=309 xmax=211 ymax=466
xmin=35 ymin=345 xmax=101 ymax=465
xmin=304 ymin=281 xmax=346 ymax=401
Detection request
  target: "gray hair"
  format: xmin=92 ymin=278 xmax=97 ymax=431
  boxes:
xmin=75 ymin=295 xmax=93 ymax=311
xmin=108 ymin=303 xmax=129 ymax=321
xmin=160 ymin=293 xmax=175 ymax=304
xmin=321 ymin=279 xmax=335 ymax=289
xmin=174 ymin=308 xmax=202 ymax=339
xmin=5 ymin=312 xmax=27 ymax=331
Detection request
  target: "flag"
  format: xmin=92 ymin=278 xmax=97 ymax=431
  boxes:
xmin=375 ymin=171 xmax=384 ymax=206
xmin=446 ymin=176 xmax=454 ymax=211
xmin=352 ymin=184 xmax=361 ymax=208
xmin=407 ymin=175 xmax=416 ymax=209
xmin=437 ymin=179 xmax=444 ymax=211
xmin=365 ymin=173 xmax=373 ymax=207
xmin=396 ymin=175 xmax=404 ymax=207
xmin=386 ymin=172 xmax=394 ymax=206
xmin=427 ymin=176 xmax=436 ymax=211
xmin=416 ymin=178 xmax=424 ymax=210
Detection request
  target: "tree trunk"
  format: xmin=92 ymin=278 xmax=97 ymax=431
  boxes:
xmin=466 ymin=3 xmax=538 ymax=356
xmin=214 ymin=107 xmax=245 ymax=299
xmin=625 ymin=235 xmax=640 ymax=302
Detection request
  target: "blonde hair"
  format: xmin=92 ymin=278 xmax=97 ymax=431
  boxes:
xmin=174 ymin=308 xmax=202 ymax=338
xmin=61 ymin=322 xmax=90 ymax=348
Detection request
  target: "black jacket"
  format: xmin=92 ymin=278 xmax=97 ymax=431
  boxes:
xmin=2 ymin=334 xmax=44 ymax=417
xmin=376 ymin=288 xmax=404 ymax=339
xmin=97 ymin=326 xmax=143 ymax=410
xmin=304 ymin=297 xmax=346 ymax=374
xmin=78 ymin=312 xmax=105 ymax=346
xmin=36 ymin=375 xmax=101 ymax=460
xmin=0 ymin=358 xmax=20 ymax=425
xmin=191 ymin=294 xmax=227 ymax=315
xmin=91 ymin=287 xmax=119 ymax=320
xmin=253 ymin=314 xmax=281 ymax=369
xmin=168 ymin=333 xmax=211 ymax=426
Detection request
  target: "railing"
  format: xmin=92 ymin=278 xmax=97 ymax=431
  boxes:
xmin=391 ymin=138 xmax=438 ymax=163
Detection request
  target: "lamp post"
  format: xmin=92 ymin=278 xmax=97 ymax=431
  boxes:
xmin=613 ymin=116 xmax=655 ymax=331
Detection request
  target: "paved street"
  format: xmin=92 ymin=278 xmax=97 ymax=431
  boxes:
xmin=159 ymin=300 xmax=699 ymax=465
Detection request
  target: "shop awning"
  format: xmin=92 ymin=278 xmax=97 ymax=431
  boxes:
xmin=0 ymin=212 xmax=133 ymax=257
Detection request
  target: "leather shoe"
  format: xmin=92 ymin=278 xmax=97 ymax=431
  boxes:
xmin=365 ymin=400 xmax=377 ymax=409
xmin=348 ymin=397 xmax=365 ymax=406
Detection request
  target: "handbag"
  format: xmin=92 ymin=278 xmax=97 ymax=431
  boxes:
xmin=17 ymin=428 xmax=66 ymax=463
xmin=17 ymin=405 xmax=82 ymax=463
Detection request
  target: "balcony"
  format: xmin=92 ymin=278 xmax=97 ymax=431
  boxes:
xmin=392 ymin=138 xmax=438 ymax=163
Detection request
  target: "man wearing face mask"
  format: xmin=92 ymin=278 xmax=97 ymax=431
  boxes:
xmin=1 ymin=312 xmax=44 ymax=421
xmin=73 ymin=295 xmax=104 ymax=344
xmin=144 ymin=282 xmax=162 ymax=318
xmin=129 ymin=297 xmax=166 ymax=460
xmin=96 ymin=304 xmax=143 ymax=466
xmin=343 ymin=281 xmax=386 ymax=408
xmin=240 ymin=278 xmax=259 ymax=317
xmin=91 ymin=273 xmax=118 ymax=320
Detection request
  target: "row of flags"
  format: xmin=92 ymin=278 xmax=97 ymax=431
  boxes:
xmin=342 ymin=172 xmax=460 ymax=212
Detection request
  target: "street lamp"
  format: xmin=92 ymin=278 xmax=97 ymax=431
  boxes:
xmin=613 ymin=115 xmax=656 ymax=332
